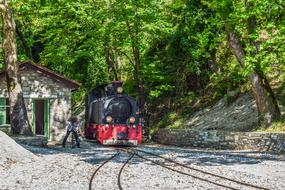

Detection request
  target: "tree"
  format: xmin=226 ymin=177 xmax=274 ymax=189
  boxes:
xmin=8 ymin=0 xmax=283 ymax=131
xmin=104 ymin=0 xmax=167 ymax=112
xmin=121 ymin=0 xmax=146 ymax=111
xmin=142 ymin=0 xmax=219 ymax=98
xmin=0 ymin=0 xmax=32 ymax=135
xmin=204 ymin=0 xmax=281 ymax=127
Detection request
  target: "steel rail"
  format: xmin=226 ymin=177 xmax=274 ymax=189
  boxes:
xmin=117 ymin=153 xmax=135 ymax=190
xmin=133 ymin=148 xmax=270 ymax=190
xmin=89 ymin=152 xmax=120 ymax=190
xmin=119 ymin=148 xmax=269 ymax=190
xmin=126 ymin=150 xmax=239 ymax=190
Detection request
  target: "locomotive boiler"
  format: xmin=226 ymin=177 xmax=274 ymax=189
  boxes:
xmin=84 ymin=81 xmax=143 ymax=145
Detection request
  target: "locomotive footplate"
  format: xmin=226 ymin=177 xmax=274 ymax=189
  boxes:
xmin=103 ymin=139 xmax=138 ymax=146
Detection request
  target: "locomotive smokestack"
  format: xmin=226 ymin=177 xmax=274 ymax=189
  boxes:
xmin=112 ymin=80 xmax=123 ymax=91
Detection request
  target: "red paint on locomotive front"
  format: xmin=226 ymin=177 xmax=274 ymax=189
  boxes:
xmin=85 ymin=124 xmax=142 ymax=146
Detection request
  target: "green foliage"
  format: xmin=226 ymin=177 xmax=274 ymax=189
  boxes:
xmin=257 ymin=121 xmax=285 ymax=132
xmin=208 ymin=42 xmax=246 ymax=97
xmin=143 ymin=0 xmax=221 ymax=100
xmin=203 ymin=0 xmax=285 ymax=79
xmin=147 ymin=0 xmax=284 ymax=131
xmin=0 ymin=0 xmax=283 ymax=131
xmin=149 ymin=110 xmax=186 ymax=135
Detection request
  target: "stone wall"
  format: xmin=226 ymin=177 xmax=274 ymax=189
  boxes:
xmin=0 ymin=68 xmax=72 ymax=141
xmin=13 ymin=136 xmax=48 ymax=147
xmin=0 ymin=124 xmax=10 ymax=134
xmin=49 ymin=98 xmax=71 ymax=141
xmin=154 ymin=129 xmax=285 ymax=153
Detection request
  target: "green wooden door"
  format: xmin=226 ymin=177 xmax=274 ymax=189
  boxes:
xmin=44 ymin=100 xmax=50 ymax=139
xmin=32 ymin=100 xmax=35 ymax=134
xmin=0 ymin=98 xmax=6 ymax=125
xmin=32 ymin=99 xmax=50 ymax=139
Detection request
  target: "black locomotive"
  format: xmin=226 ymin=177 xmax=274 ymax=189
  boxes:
xmin=84 ymin=81 xmax=143 ymax=145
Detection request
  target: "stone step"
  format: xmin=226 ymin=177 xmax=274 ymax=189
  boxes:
xmin=13 ymin=136 xmax=48 ymax=147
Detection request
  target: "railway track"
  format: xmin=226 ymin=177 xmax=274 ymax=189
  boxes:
xmin=118 ymin=153 xmax=135 ymax=190
xmin=89 ymin=152 xmax=120 ymax=190
xmin=89 ymin=151 xmax=134 ymax=190
xmin=143 ymin=146 xmax=285 ymax=161
xmin=118 ymin=147 xmax=270 ymax=190
xmin=89 ymin=146 xmax=270 ymax=190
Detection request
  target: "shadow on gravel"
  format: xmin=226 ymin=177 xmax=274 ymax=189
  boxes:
xmin=22 ymin=142 xmax=285 ymax=168
xmin=175 ymin=153 xmax=262 ymax=166
xmin=133 ymin=146 xmax=285 ymax=167
xmin=22 ymin=142 xmax=143 ymax=166
xmin=128 ymin=152 xmax=263 ymax=167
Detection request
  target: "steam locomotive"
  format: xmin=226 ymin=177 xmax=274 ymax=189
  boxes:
xmin=84 ymin=81 xmax=143 ymax=145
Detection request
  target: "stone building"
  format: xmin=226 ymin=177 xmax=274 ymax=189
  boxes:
xmin=0 ymin=61 xmax=80 ymax=142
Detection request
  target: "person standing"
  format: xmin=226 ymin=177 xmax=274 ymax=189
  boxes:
xmin=62 ymin=116 xmax=81 ymax=148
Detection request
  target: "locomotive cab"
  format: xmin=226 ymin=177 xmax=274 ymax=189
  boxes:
xmin=85 ymin=81 xmax=143 ymax=145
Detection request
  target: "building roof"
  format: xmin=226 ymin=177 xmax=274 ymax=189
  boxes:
xmin=0 ymin=61 xmax=81 ymax=90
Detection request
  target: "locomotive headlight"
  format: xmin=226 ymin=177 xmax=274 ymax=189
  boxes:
xmin=129 ymin=117 xmax=136 ymax=124
xmin=117 ymin=87 xmax=123 ymax=94
xmin=106 ymin=116 xmax=113 ymax=123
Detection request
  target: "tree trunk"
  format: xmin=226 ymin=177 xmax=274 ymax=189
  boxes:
xmin=124 ymin=5 xmax=146 ymax=112
xmin=104 ymin=42 xmax=119 ymax=81
xmin=0 ymin=1 xmax=33 ymax=135
xmin=225 ymin=23 xmax=280 ymax=127
xmin=132 ymin=45 xmax=146 ymax=112
xmin=246 ymin=2 xmax=281 ymax=126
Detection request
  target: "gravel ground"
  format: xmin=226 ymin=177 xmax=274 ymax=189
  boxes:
xmin=1 ymin=140 xmax=285 ymax=190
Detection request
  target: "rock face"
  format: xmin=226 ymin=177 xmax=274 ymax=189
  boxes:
xmin=187 ymin=93 xmax=258 ymax=131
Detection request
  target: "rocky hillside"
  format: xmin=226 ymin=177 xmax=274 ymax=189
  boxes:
xmin=186 ymin=93 xmax=259 ymax=131
xmin=186 ymin=91 xmax=285 ymax=131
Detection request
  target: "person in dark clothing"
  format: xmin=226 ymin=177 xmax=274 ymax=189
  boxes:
xmin=62 ymin=116 xmax=81 ymax=148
